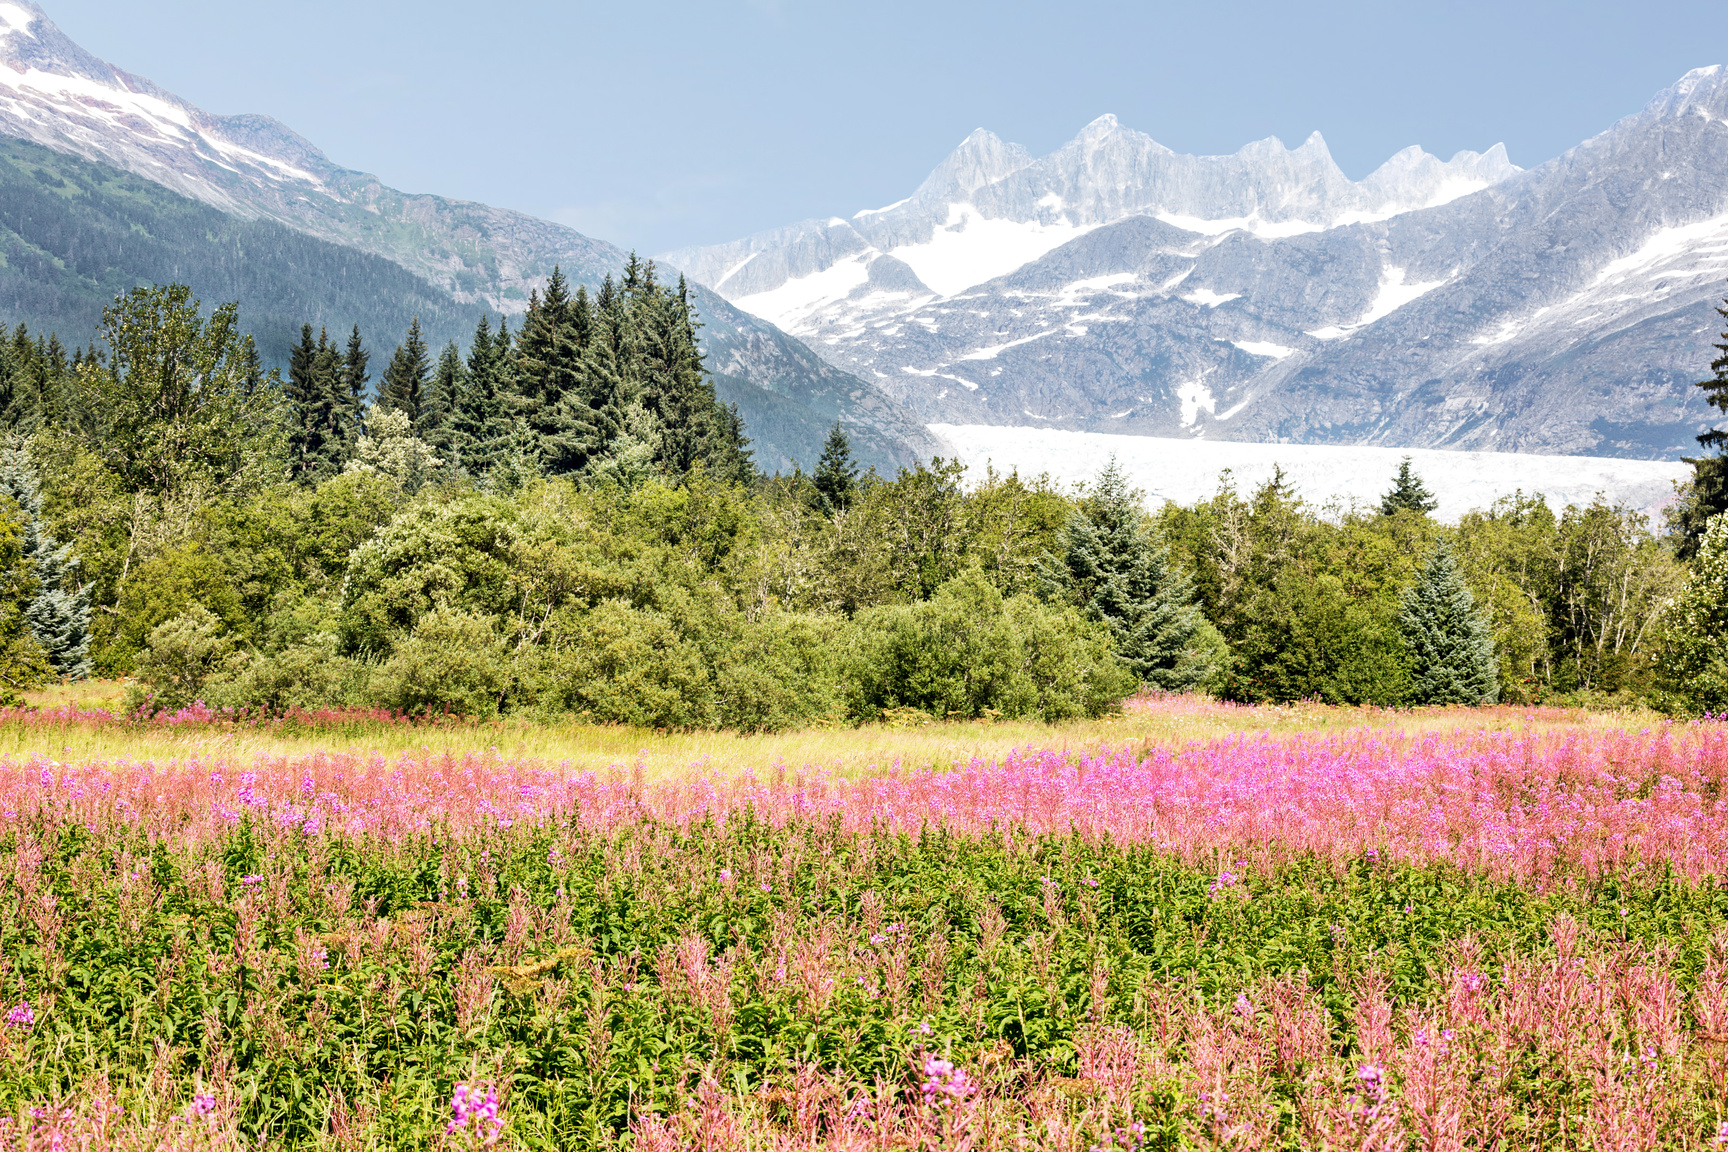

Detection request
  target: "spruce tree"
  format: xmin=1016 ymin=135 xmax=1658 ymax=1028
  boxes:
xmin=305 ymin=331 xmax=346 ymax=479
xmin=1048 ymin=459 xmax=1214 ymax=690
xmin=0 ymin=443 xmax=91 ymax=680
xmin=377 ymin=317 xmax=430 ymax=426
xmin=633 ymin=265 xmax=752 ymax=483
xmin=458 ymin=314 xmax=521 ymax=475
xmin=425 ymin=341 xmax=464 ymax=461
xmin=341 ymin=325 xmax=370 ymax=452
xmin=1398 ymin=540 xmax=1498 ymax=705
xmin=1676 ymin=299 xmax=1728 ymax=559
xmin=514 ymin=268 xmax=599 ymax=475
xmin=1381 ymin=456 xmax=1438 ymax=516
xmin=813 ymin=422 xmax=858 ymax=514
xmin=288 ymin=326 xmax=345 ymax=482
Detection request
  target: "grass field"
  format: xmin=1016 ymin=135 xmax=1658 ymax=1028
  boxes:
xmin=0 ymin=691 xmax=1720 ymax=1150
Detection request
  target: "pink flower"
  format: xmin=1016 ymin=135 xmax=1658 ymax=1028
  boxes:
xmin=918 ymin=1054 xmax=977 ymax=1102
xmin=4 ymin=1001 xmax=32 ymax=1028
xmin=447 ymin=1082 xmax=503 ymax=1145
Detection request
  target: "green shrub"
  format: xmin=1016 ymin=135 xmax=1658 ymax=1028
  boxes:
xmin=714 ymin=609 xmax=844 ymax=732
xmin=844 ymin=570 xmax=1130 ymax=722
xmin=127 ymin=603 xmax=243 ymax=712
xmin=369 ymin=606 xmax=509 ymax=718
xmin=531 ymin=600 xmax=714 ymax=728
xmin=207 ymin=632 xmax=372 ymax=713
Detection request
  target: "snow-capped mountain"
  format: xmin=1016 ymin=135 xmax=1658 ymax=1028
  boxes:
xmin=669 ymin=72 xmax=1728 ymax=459
xmin=670 ymin=118 xmax=1516 ymax=331
xmin=0 ymin=0 xmax=943 ymax=472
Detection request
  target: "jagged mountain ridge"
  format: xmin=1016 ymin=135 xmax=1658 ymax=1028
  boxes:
xmin=0 ymin=0 xmax=942 ymax=473
xmin=666 ymin=116 xmax=1517 ymax=328
xmin=670 ymin=72 xmax=1728 ymax=459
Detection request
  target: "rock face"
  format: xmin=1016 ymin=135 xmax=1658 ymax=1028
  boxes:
xmin=668 ymin=71 xmax=1728 ymax=460
xmin=0 ymin=1 xmax=942 ymax=473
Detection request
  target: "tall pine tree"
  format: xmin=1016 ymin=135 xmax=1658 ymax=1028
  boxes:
xmin=0 ymin=442 xmax=90 ymax=680
xmin=377 ymin=317 xmax=430 ymax=427
xmin=1399 ymin=540 xmax=1498 ymax=705
xmin=287 ymin=326 xmax=346 ymax=482
xmin=341 ymin=325 xmax=370 ymax=454
xmin=514 ymin=268 xmax=601 ymax=475
xmin=812 ymin=422 xmax=858 ymax=514
xmin=425 ymin=341 xmax=464 ymax=462
xmin=1045 ymin=459 xmax=1215 ymax=690
xmin=1380 ymin=457 xmax=1438 ymax=515
xmin=1676 ymin=298 xmax=1728 ymax=559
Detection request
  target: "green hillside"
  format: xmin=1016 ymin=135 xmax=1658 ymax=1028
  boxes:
xmin=0 ymin=134 xmax=478 ymax=364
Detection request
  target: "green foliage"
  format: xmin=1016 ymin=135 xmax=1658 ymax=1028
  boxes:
xmin=377 ymin=316 xmax=432 ymax=430
xmin=1400 ymin=540 xmax=1500 ymax=705
xmin=0 ymin=490 xmax=49 ymax=701
xmin=4 ymin=816 xmax=1726 ymax=1147
xmin=372 ymin=606 xmax=510 ymax=718
xmin=1655 ymin=512 xmax=1728 ymax=716
xmin=0 ymin=441 xmax=90 ymax=679
xmin=1046 ymin=460 xmax=1217 ymax=691
xmin=844 ymin=570 xmax=1131 ymax=722
xmin=109 ymin=543 xmax=247 ymax=673
xmin=812 ymin=421 xmax=859 ymax=515
xmin=128 ymin=603 xmax=243 ymax=712
xmin=59 ymin=284 xmax=284 ymax=500
xmin=1379 ymin=456 xmax=1438 ymax=516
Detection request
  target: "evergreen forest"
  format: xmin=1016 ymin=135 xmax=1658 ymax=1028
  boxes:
xmin=2 ymin=278 xmax=1727 ymax=724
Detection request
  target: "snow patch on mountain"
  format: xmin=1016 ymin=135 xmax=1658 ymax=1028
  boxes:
xmin=888 ymin=203 xmax=1099 ymax=296
xmin=0 ymin=3 xmax=35 ymax=37
xmin=931 ymin=424 xmax=1689 ymax=523
xmin=1308 ymin=267 xmax=1448 ymax=338
xmin=1232 ymin=341 xmax=1293 ymax=359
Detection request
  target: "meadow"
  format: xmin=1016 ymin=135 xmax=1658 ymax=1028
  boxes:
xmin=0 ymin=693 xmax=1725 ymax=1150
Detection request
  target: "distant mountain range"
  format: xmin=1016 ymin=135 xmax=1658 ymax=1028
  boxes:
xmin=0 ymin=1 xmax=942 ymax=473
xmin=668 ymin=72 xmax=1728 ymax=460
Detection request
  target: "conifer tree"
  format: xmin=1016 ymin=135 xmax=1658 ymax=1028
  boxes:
xmin=377 ymin=317 xmax=430 ymax=426
xmin=813 ymin=422 xmax=858 ymax=514
xmin=633 ymin=264 xmax=752 ymax=482
xmin=1399 ymin=540 xmax=1498 ymax=705
xmin=305 ymin=331 xmax=345 ymax=479
xmin=1675 ymin=299 xmax=1728 ymax=559
xmin=425 ymin=341 xmax=464 ymax=461
xmin=287 ymin=326 xmax=345 ymax=482
xmin=1047 ymin=459 xmax=1214 ymax=690
xmin=341 ymin=325 xmax=370 ymax=452
xmin=0 ymin=443 xmax=91 ymax=680
xmin=458 ymin=313 xmax=523 ymax=475
xmin=1381 ymin=457 xmax=1438 ymax=516
xmin=515 ymin=268 xmax=598 ymax=474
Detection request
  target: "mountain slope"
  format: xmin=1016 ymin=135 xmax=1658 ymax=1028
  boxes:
xmin=671 ymin=72 xmax=1728 ymax=460
xmin=0 ymin=0 xmax=940 ymax=473
xmin=0 ymin=133 xmax=477 ymax=358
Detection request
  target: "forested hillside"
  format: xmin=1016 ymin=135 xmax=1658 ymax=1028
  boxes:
xmin=0 ymin=135 xmax=476 ymax=362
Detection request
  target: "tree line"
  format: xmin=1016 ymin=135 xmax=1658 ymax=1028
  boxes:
xmin=0 ymin=278 xmax=1724 ymax=722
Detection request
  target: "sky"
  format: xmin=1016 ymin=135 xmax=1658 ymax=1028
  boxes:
xmin=39 ymin=0 xmax=1723 ymax=255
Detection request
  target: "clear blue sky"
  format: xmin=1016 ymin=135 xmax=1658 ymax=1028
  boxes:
xmin=42 ymin=0 xmax=1721 ymax=254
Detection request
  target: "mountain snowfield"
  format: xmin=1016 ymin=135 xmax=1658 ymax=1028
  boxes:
xmin=671 ymin=69 xmax=1728 ymax=473
xmin=0 ymin=0 xmax=943 ymax=474
xmin=670 ymin=118 xmax=1517 ymax=336
xmin=933 ymin=425 xmax=1690 ymax=524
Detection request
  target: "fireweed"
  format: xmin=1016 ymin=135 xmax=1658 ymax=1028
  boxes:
xmin=0 ymin=722 xmax=1723 ymax=1148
